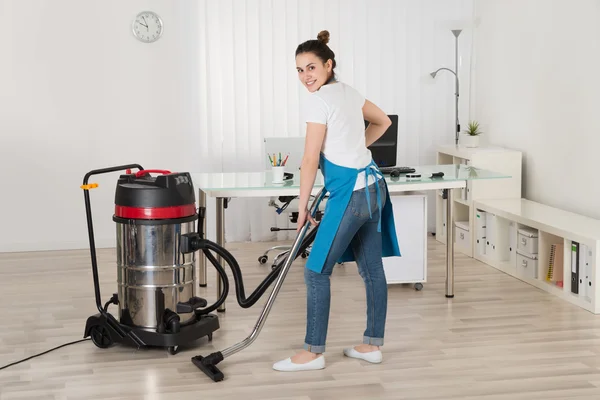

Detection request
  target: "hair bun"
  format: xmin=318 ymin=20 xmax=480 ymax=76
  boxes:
xmin=317 ymin=30 xmax=330 ymax=45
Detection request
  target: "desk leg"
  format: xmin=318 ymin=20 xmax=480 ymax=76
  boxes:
xmin=198 ymin=189 xmax=207 ymax=288
xmin=216 ymin=197 xmax=226 ymax=312
xmin=445 ymin=188 xmax=454 ymax=298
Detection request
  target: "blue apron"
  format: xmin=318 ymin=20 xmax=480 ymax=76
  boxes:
xmin=306 ymin=154 xmax=402 ymax=273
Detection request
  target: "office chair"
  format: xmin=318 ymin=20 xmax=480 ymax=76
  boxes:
xmin=258 ymin=195 xmax=324 ymax=269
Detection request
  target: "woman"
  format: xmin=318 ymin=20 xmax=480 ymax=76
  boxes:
xmin=273 ymin=30 xmax=401 ymax=372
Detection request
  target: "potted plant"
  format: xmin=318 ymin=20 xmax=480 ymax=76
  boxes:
xmin=462 ymin=120 xmax=482 ymax=148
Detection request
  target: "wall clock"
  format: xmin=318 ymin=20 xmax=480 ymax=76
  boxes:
xmin=132 ymin=11 xmax=163 ymax=43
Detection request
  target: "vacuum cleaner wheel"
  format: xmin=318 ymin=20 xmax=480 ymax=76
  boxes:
xmin=90 ymin=325 xmax=113 ymax=349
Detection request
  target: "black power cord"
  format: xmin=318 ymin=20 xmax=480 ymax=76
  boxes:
xmin=0 ymin=338 xmax=91 ymax=371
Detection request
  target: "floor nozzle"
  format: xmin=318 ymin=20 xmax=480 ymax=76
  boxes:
xmin=191 ymin=353 xmax=224 ymax=382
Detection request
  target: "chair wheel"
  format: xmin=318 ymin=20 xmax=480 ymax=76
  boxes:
xmin=258 ymin=255 xmax=268 ymax=264
xmin=168 ymin=346 xmax=179 ymax=355
xmin=301 ymin=251 xmax=308 ymax=258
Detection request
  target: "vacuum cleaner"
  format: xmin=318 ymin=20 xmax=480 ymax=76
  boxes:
xmin=191 ymin=184 xmax=323 ymax=382
xmin=80 ymin=164 xmax=321 ymax=362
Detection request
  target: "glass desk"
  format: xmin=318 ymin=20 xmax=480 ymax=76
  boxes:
xmin=190 ymin=164 xmax=511 ymax=311
xmin=190 ymin=164 xmax=509 ymax=197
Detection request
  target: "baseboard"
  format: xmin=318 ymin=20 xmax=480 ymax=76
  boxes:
xmin=0 ymin=238 xmax=115 ymax=253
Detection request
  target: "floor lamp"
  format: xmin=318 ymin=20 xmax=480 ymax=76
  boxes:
xmin=431 ymin=29 xmax=462 ymax=145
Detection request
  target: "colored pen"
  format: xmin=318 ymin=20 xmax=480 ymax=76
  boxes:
xmin=268 ymin=154 xmax=273 ymax=165
xmin=282 ymin=154 xmax=289 ymax=166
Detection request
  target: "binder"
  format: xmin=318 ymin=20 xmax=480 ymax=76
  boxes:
xmin=476 ymin=210 xmax=486 ymax=256
xmin=476 ymin=210 xmax=487 ymax=232
xmin=586 ymin=247 xmax=593 ymax=299
xmin=509 ymin=221 xmax=517 ymax=266
xmin=546 ymin=243 xmax=564 ymax=287
xmin=465 ymin=181 xmax=471 ymax=202
xmin=571 ymin=241 xmax=579 ymax=294
xmin=494 ymin=218 xmax=510 ymax=262
xmin=441 ymin=197 xmax=447 ymax=237
xmin=486 ymin=213 xmax=495 ymax=258
xmin=464 ymin=160 xmax=471 ymax=201
xmin=579 ymin=244 xmax=591 ymax=300
xmin=461 ymin=159 xmax=468 ymax=201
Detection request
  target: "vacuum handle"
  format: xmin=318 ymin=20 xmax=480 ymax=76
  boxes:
xmin=82 ymin=163 xmax=144 ymax=315
xmin=135 ymin=169 xmax=172 ymax=178
xmin=83 ymin=164 xmax=145 ymax=185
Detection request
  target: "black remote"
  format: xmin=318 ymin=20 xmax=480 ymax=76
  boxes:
xmin=430 ymin=172 xmax=444 ymax=178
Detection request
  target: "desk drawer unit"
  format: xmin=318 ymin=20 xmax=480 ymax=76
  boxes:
xmin=517 ymin=250 xmax=538 ymax=279
xmin=518 ymin=227 xmax=538 ymax=254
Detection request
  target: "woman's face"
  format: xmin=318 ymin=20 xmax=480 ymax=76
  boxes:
xmin=296 ymin=52 xmax=332 ymax=92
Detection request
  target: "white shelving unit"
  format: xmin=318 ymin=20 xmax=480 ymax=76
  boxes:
xmin=435 ymin=145 xmax=522 ymax=257
xmin=473 ymin=198 xmax=600 ymax=314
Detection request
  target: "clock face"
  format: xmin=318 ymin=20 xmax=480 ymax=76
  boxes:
xmin=132 ymin=11 xmax=163 ymax=43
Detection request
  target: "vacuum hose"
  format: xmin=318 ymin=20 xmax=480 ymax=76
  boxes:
xmin=192 ymin=221 xmax=318 ymax=316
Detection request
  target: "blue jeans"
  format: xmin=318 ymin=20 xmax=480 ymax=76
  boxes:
xmin=303 ymin=178 xmax=387 ymax=353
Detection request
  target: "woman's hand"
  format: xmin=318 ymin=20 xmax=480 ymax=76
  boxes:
xmin=297 ymin=207 xmax=318 ymax=232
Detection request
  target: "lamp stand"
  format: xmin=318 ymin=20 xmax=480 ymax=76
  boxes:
xmin=430 ymin=29 xmax=462 ymax=146
xmin=452 ymin=29 xmax=461 ymax=145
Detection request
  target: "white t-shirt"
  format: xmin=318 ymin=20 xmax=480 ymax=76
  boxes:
xmin=302 ymin=81 xmax=378 ymax=190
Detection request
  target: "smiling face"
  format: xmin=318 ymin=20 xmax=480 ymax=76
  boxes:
xmin=296 ymin=52 xmax=333 ymax=92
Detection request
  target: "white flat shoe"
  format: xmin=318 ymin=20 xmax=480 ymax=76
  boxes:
xmin=272 ymin=355 xmax=325 ymax=372
xmin=343 ymin=347 xmax=382 ymax=363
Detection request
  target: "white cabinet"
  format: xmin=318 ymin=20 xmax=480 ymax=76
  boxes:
xmin=474 ymin=198 xmax=600 ymax=315
xmin=383 ymin=193 xmax=427 ymax=290
xmin=435 ymin=145 xmax=522 ymax=257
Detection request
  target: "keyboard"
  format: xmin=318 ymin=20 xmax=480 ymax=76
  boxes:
xmin=379 ymin=166 xmax=416 ymax=175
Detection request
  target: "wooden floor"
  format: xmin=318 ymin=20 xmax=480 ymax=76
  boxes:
xmin=2 ymin=236 xmax=600 ymax=399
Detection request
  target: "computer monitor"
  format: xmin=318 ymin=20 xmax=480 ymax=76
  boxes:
xmin=366 ymin=114 xmax=398 ymax=168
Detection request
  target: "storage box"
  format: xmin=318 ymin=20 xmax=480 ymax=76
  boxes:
xmin=516 ymin=250 xmax=538 ymax=279
xmin=518 ymin=227 xmax=538 ymax=254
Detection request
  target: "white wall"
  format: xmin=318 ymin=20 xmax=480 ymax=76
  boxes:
xmin=471 ymin=0 xmax=600 ymax=219
xmin=0 ymin=0 xmax=206 ymax=252
xmin=0 ymin=0 xmax=474 ymax=252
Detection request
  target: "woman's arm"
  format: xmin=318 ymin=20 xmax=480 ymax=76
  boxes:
xmin=363 ymin=99 xmax=392 ymax=146
xmin=299 ymin=122 xmax=326 ymax=210
xmin=297 ymin=122 xmax=326 ymax=230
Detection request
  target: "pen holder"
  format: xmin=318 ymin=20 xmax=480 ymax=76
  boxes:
xmin=272 ymin=166 xmax=285 ymax=184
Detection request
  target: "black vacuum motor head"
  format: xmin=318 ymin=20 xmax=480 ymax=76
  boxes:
xmin=113 ymin=169 xmax=197 ymax=221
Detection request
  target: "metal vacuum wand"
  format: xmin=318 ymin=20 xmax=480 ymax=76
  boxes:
xmin=192 ymin=188 xmax=326 ymax=382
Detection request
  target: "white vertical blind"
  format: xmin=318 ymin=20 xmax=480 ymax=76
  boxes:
xmin=193 ymin=0 xmax=474 ymax=242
